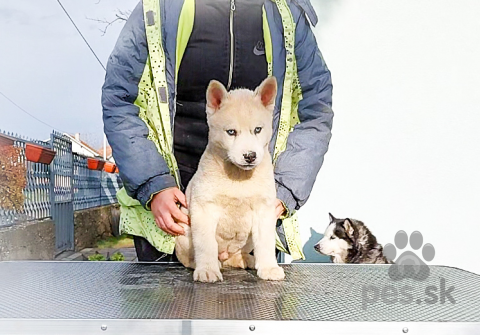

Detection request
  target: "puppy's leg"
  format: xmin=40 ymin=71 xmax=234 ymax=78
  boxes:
xmin=191 ymin=204 xmax=223 ymax=283
xmin=175 ymin=224 xmax=195 ymax=269
xmin=175 ymin=190 xmax=195 ymax=268
xmin=252 ymin=206 xmax=285 ymax=281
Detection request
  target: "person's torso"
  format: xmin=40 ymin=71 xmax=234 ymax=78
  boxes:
xmin=174 ymin=0 xmax=268 ymax=186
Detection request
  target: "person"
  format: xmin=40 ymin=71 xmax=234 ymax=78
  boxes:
xmin=102 ymin=0 xmax=333 ymax=262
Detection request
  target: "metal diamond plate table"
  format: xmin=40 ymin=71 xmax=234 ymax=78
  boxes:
xmin=0 ymin=262 xmax=479 ymax=334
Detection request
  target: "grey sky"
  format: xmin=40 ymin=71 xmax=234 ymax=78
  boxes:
xmin=0 ymin=0 xmax=137 ymax=146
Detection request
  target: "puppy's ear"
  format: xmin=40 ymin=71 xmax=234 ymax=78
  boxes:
xmin=206 ymin=80 xmax=228 ymax=115
xmin=255 ymin=76 xmax=277 ymax=111
xmin=343 ymin=219 xmax=355 ymax=238
xmin=328 ymin=213 xmax=336 ymax=222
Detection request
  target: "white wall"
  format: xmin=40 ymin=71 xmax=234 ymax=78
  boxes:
xmin=71 ymin=141 xmax=96 ymax=158
xmin=291 ymin=0 xmax=480 ymax=275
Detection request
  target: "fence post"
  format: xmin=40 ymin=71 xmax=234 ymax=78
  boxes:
xmin=49 ymin=131 xmax=75 ymax=253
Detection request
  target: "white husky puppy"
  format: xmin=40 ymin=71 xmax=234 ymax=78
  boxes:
xmin=175 ymin=77 xmax=285 ymax=283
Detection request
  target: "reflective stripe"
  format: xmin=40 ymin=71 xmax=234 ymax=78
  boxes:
xmin=176 ymin=0 xmax=195 ymax=83
xmin=267 ymin=0 xmax=305 ymax=260
xmin=271 ymin=0 xmax=297 ymax=163
xmin=227 ymin=0 xmax=236 ymax=90
xmin=143 ymin=0 xmax=181 ymax=186
xmin=262 ymin=6 xmax=273 ymax=76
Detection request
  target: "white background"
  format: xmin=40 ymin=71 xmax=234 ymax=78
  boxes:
xmin=291 ymin=0 xmax=480 ymax=275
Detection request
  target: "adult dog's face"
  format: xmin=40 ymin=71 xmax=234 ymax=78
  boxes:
xmin=315 ymin=223 xmax=351 ymax=257
xmin=205 ymin=77 xmax=277 ymax=170
xmin=315 ymin=214 xmax=354 ymax=258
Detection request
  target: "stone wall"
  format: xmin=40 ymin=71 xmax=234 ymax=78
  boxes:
xmin=0 ymin=204 xmax=119 ymax=259
xmin=74 ymin=204 xmax=119 ymax=251
xmin=0 ymin=219 xmax=55 ymax=261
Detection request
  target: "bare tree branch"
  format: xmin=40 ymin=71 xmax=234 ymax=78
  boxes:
xmin=87 ymin=9 xmax=131 ymax=36
xmin=116 ymin=9 xmax=131 ymax=21
xmin=86 ymin=16 xmax=122 ymax=36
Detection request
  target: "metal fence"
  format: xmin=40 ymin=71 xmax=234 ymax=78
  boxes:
xmin=0 ymin=130 xmax=122 ymax=229
xmin=73 ymin=154 xmax=122 ymax=211
xmin=0 ymin=132 xmax=51 ymax=226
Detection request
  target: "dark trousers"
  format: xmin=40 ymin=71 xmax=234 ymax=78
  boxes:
xmin=134 ymin=235 xmax=282 ymax=262
xmin=134 ymin=236 xmax=179 ymax=262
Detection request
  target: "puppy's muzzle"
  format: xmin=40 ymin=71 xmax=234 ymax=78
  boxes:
xmin=243 ymin=151 xmax=256 ymax=164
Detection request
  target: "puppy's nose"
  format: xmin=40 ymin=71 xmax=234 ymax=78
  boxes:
xmin=243 ymin=151 xmax=256 ymax=163
xmin=314 ymin=243 xmax=321 ymax=253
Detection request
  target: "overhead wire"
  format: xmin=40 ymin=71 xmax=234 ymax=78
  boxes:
xmin=56 ymin=0 xmax=107 ymax=71
xmin=56 ymin=0 xmax=110 ymax=156
xmin=1 ymin=2 xmax=110 ymax=140
xmin=0 ymin=90 xmax=67 ymax=133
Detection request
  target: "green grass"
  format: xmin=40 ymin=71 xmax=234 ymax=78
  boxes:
xmin=87 ymin=251 xmax=125 ymax=261
xmin=96 ymin=234 xmax=134 ymax=249
xmin=110 ymin=252 xmax=125 ymax=261
xmin=88 ymin=253 xmax=106 ymax=261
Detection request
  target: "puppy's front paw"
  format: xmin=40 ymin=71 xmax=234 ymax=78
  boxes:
xmin=257 ymin=266 xmax=285 ymax=281
xmin=193 ymin=266 xmax=223 ymax=283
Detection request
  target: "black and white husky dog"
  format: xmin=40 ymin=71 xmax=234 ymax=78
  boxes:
xmin=314 ymin=213 xmax=393 ymax=264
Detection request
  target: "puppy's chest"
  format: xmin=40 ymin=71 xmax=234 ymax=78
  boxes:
xmin=214 ymin=196 xmax=259 ymax=249
xmin=215 ymin=195 xmax=268 ymax=220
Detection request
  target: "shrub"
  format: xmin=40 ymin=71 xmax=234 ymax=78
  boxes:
xmin=110 ymin=252 xmax=125 ymax=261
xmin=88 ymin=253 xmax=106 ymax=261
xmin=0 ymin=146 xmax=26 ymax=211
xmin=87 ymin=251 xmax=125 ymax=261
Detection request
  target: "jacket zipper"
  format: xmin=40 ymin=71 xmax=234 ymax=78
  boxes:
xmin=227 ymin=0 xmax=235 ymax=90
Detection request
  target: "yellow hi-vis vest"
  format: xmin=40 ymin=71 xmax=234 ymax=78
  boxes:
xmin=116 ymin=0 xmax=306 ymax=260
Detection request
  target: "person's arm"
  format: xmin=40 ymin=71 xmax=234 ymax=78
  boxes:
xmin=274 ymin=1 xmax=334 ymax=215
xmin=102 ymin=3 xmax=177 ymax=208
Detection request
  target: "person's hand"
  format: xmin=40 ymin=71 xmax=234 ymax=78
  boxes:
xmin=275 ymin=198 xmax=287 ymax=219
xmin=150 ymin=187 xmax=189 ymax=236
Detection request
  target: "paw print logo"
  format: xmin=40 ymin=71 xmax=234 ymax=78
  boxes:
xmin=384 ymin=231 xmax=435 ymax=281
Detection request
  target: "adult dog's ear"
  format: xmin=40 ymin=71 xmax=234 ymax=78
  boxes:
xmin=255 ymin=76 xmax=277 ymax=111
xmin=206 ymin=80 xmax=228 ymax=115
xmin=343 ymin=219 xmax=355 ymax=238
xmin=328 ymin=213 xmax=336 ymax=222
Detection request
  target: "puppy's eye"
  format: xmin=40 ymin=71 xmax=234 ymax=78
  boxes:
xmin=226 ymin=129 xmax=237 ymax=136
xmin=330 ymin=236 xmax=336 ymax=240
xmin=254 ymin=127 xmax=262 ymax=134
